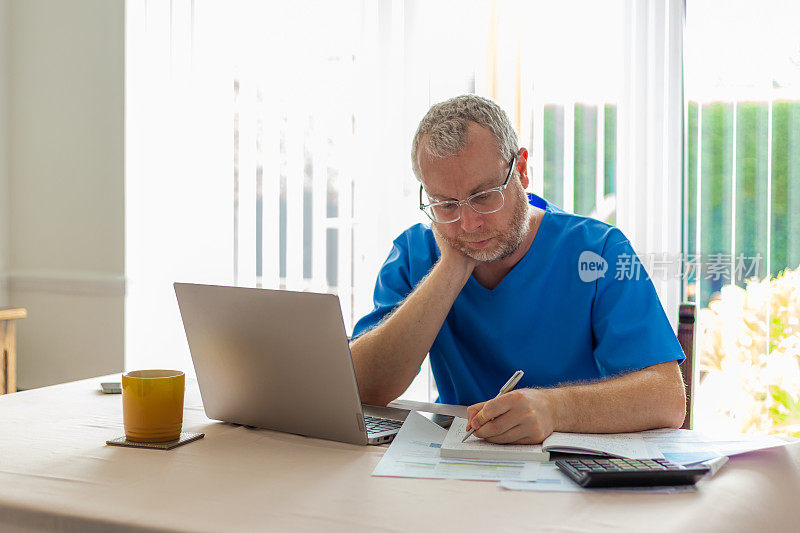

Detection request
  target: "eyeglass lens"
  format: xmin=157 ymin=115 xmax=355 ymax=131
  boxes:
xmin=425 ymin=189 xmax=504 ymax=222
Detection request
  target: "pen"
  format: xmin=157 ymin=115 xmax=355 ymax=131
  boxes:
xmin=461 ymin=370 xmax=524 ymax=442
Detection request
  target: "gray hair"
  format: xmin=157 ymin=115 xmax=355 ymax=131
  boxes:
xmin=411 ymin=94 xmax=519 ymax=181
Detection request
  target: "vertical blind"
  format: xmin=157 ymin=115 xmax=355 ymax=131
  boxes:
xmin=684 ymin=1 xmax=800 ymax=308
xmin=127 ymin=0 xmax=684 ymax=404
xmin=684 ymin=0 xmax=800 ymax=434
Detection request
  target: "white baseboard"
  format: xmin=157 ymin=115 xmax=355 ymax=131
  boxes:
xmin=7 ymin=270 xmax=126 ymax=297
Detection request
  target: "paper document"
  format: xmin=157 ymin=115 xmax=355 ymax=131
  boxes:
xmin=440 ymin=417 xmax=549 ymax=461
xmin=499 ymin=462 xmax=697 ymax=494
xmin=542 ymin=431 xmax=652 ymax=459
xmin=372 ymin=411 xmax=542 ymax=481
xmin=539 ymin=428 xmax=793 ymax=464
xmin=440 ymin=418 xmax=652 ymax=460
xmin=703 ymin=433 xmax=795 ymax=457
xmin=387 ymin=399 xmax=468 ymax=418
xmin=638 ymin=428 xmax=795 ymax=464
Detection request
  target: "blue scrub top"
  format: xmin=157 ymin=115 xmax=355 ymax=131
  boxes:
xmin=352 ymin=193 xmax=685 ymax=406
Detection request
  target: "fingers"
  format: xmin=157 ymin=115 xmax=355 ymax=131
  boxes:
xmin=471 ymin=395 xmax=512 ymax=427
xmin=466 ymin=401 xmax=486 ymax=430
xmin=466 ymin=389 xmax=556 ymax=444
xmin=467 ymin=402 xmax=486 ymax=420
xmin=431 ymin=224 xmax=479 ymax=273
xmin=472 ymin=411 xmax=518 ymax=439
xmin=485 ymin=410 xmax=552 ymax=444
xmin=467 ymin=396 xmax=514 ymax=436
xmin=483 ymin=424 xmax=526 ymax=444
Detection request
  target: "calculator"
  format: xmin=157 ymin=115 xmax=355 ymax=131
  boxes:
xmin=555 ymin=457 xmax=710 ymax=488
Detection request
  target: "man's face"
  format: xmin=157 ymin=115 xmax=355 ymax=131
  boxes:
xmin=418 ymin=123 xmax=530 ymax=263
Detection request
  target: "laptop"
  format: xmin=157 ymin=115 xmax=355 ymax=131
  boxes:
xmin=174 ymin=283 xmax=407 ymax=445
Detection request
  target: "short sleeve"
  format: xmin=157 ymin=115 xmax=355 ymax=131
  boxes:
xmin=351 ymin=237 xmax=415 ymax=340
xmin=591 ymin=231 xmax=685 ymax=376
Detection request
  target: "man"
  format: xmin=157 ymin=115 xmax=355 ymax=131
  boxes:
xmin=349 ymin=95 xmax=686 ymax=444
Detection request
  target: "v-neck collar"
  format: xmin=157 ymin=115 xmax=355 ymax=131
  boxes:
xmin=465 ymin=193 xmax=552 ymax=296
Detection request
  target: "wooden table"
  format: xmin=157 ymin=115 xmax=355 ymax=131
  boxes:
xmin=0 ymin=374 xmax=799 ymax=532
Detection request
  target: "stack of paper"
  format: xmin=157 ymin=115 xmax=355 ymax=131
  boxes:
xmin=440 ymin=417 xmax=654 ymax=460
xmin=372 ymin=412 xmax=542 ymax=482
xmin=373 ymin=411 xmax=797 ymax=493
xmin=440 ymin=417 xmax=550 ymax=461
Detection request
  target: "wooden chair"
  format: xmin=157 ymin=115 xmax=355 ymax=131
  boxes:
xmin=677 ymin=303 xmax=696 ymax=429
xmin=0 ymin=308 xmax=27 ymax=394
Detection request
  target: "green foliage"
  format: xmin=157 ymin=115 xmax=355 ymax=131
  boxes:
xmin=604 ymin=105 xmax=616 ymax=196
xmin=769 ymin=316 xmax=786 ymax=353
xmin=684 ymin=100 xmax=800 ymax=307
xmin=769 ymin=384 xmax=800 ymax=436
xmin=539 ymin=100 xmax=799 ymax=292
xmin=574 ymin=106 xmax=597 ymax=215
xmin=543 ymin=105 xmax=563 ymax=206
xmin=542 ymin=104 xmax=617 ymax=215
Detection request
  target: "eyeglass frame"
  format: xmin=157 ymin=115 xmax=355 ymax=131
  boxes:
xmin=418 ymin=155 xmax=517 ymax=224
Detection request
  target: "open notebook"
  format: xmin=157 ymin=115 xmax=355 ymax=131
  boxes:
xmin=441 ymin=417 xmax=652 ymax=461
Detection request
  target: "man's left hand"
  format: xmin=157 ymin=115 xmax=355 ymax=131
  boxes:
xmin=466 ymin=388 xmax=558 ymax=444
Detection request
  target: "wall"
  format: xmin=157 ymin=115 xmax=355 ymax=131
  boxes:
xmin=5 ymin=0 xmax=125 ymax=389
xmin=0 ymin=0 xmax=9 ymax=308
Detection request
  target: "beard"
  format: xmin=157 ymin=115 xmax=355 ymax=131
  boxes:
xmin=440 ymin=185 xmax=531 ymax=263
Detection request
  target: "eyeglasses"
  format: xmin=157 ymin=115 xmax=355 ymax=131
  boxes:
xmin=419 ymin=155 xmax=517 ymax=224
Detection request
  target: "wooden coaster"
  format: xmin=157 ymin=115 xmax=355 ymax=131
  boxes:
xmin=106 ymin=432 xmax=205 ymax=450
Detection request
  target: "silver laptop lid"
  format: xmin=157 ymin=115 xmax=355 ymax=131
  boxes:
xmin=174 ymin=283 xmax=369 ymax=445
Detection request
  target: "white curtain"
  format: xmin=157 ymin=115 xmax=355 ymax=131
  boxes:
xmin=125 ymin=0 xmax=681 ymax=397
xmin=616 ymin=0 xmax=685 ymax=329
xmin=124 ymin=0 xmax=480 ymax=397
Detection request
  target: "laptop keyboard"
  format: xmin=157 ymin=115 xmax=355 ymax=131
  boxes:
xmin=364 ymin=415 xmax=403 ymax=435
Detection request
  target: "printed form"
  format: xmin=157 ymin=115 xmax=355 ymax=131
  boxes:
xmin=372 ymin=411 xmax=542 ymax=481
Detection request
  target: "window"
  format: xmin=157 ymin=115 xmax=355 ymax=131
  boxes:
xmin=126 ymin=0 xmax=666 ymax=406
xmin=685 ymin=0 xmax=800 ymax=435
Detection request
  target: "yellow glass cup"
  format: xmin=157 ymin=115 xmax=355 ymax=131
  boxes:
xmin=122 ymin=370 xmax=185 ymax=442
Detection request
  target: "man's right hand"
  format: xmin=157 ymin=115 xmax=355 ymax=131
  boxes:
xmin=349 ymin=225 xmax=479 ymax=406
xmin=431 ymin=223 xmax=479 ymax=281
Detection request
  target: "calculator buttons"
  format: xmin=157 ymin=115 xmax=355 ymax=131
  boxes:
xmin=555 ymin=457 xmax=710 ymax=488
